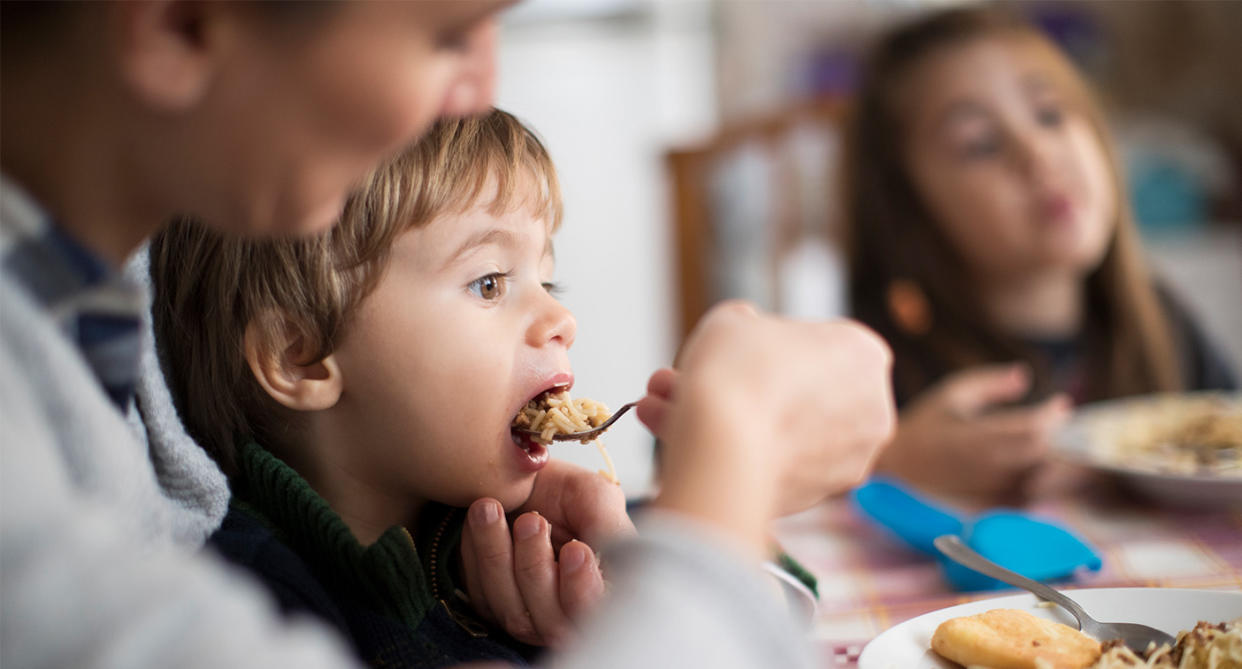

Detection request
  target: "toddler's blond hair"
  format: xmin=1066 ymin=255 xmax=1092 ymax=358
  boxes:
xmin=150 ymin=109 xmax=561 ymax=474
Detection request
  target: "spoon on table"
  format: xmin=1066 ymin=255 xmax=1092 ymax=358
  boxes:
xmin=934 ymin=535 xmax=1176 ymax=654
xmin=514 ymin=402 xmax=638 ymax=443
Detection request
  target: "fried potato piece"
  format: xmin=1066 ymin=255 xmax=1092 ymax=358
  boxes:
xmin=931 ymin=608 xmax=1102 ymax=669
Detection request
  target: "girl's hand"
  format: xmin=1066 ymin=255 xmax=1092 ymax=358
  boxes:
xmin=458 ymin=460 xmax=634 ymax=648
xmin=876 ymin=363 xmax=1072 ymax=497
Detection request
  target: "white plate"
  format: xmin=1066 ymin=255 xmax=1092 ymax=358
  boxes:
xmin=858 ymin=587 xmax=1242 ymax=669
xmin=1053 ymin=392 xmax=1242 ymax=508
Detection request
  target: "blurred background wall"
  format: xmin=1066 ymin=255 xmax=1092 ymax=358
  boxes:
xmin=496 ymin=0 xmax=1242 ymax=497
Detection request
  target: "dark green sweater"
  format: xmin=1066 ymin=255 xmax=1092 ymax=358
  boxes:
xmin=208 ymin=441 xmax=535 ymax=668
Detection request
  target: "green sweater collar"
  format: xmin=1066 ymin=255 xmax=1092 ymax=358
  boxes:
xmin=229 ymin=440 xmax=462 ymax=629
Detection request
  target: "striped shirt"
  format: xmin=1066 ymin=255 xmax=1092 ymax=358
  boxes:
xmin=1 ymin=174 xmax=144 ymax=409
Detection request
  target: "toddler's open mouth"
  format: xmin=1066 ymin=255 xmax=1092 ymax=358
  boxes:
xmin=511 ymin=429 xmax=547 ymax=455
xmin=510 ymin=420 xmax=542 ymax=453
xmin=510 ymin=388 xmax=563 ymax=461
xmin=509 ymin=417 xmax=550 ymax=472
xmin=511 ymin=388 xmax=565 ymax=442
xmin=510 ymin=388 xmax=620 ymax=484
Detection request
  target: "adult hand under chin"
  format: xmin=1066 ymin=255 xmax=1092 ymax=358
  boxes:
xmin=516 ymin=458 xmax=636 ymax=547
xmin=458 ymin=460 xmax=635 ymax=647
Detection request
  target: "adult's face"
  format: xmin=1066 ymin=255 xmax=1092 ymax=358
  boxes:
xmin=132 ymin=1 xmax=507 ymax=236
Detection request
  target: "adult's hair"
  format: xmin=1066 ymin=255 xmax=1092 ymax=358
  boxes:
xmin=842 ymin=6 xmax=1181 ymax=404
xmin=150 ymin=109 xmax=561 ymax=475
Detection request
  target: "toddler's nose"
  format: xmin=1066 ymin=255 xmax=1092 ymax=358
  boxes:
xmin=528 ymin=296 xmax=576 ymax=350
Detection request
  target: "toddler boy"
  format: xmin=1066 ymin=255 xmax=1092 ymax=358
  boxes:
xmin=150 ymin=109 xmax=619 ymax=667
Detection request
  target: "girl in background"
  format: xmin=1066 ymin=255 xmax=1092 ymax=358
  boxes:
xmin=843 ymin=7 xmax=1236 ymax=498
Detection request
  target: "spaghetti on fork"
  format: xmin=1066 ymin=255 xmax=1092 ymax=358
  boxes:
xmin=513 ymin=390 xmax=620 ymax=484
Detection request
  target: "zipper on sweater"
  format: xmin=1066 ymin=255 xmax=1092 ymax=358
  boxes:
xmin=420 ymin=513 xmax=489 ymax=638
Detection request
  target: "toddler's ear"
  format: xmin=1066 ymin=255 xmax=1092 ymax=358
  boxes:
xmin=244 ymin=316 xmax=343 ymax=412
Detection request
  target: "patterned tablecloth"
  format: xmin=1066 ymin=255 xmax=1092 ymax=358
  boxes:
xmin=772 ymin=478 xmax=1242 ymax=667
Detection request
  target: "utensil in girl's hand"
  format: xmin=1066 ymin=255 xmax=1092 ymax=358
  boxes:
xmin=934 ymin=534 xmax=1177 ymax=654
xmin=514 ymin=402 xmax=638 ymax=442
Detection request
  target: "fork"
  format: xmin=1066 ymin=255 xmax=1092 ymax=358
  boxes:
xmin=514 ymin=402 xmax=638 ymax=443
xmin=934 ymin=535 xmax=1177 ymax=653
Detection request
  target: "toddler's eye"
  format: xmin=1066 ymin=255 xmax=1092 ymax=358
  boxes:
xmin=542 ymin=281 xmax=564 ymax=297
xmin=469 ymin=273 xmax=508 ymax=301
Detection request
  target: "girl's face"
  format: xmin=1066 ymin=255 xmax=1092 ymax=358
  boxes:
xmin=324 ymin=186 xmax=576 ymax=512
xmin=901 ymin=35 xmax=1117 ymax=282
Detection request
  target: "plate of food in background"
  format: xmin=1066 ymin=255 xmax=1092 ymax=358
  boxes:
xmin=1053 ymin=392 xmax=1242 ymax=508
xmin=857 ymin=587 xmax=1242 ymax=669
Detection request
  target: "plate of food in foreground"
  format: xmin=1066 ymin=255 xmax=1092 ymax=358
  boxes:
xmin=857 ymin=587 xmax=1242 ymax=669
xmin=1053 ymin=392 xmax=1242 ymax=508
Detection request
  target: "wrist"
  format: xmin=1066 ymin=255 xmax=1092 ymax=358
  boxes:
xmin=652 ymin=482 xmax=770 ymax=564
xmin=653 ymin=396 xmax=778 ymax=562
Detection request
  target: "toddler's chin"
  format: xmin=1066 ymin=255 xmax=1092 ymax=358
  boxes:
xmin=451 ymin=478 xmax=538 ymax=515
xmin=495 ymin=479 xmax=539 ymax=514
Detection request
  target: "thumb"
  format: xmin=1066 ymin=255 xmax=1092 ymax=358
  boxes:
xmin=635 ymin=395 xmax=671 ymax=438
xmin=645 ymin=367 xmax=677 ymax=401
xmin=939 ymin=363 xmax=1031 ymax=416
xmin=636 ymin=368 xmax=676 ymax=437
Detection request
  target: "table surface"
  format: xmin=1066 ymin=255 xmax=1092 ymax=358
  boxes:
xmin=772 ymin=477 xmax=1242 ymax=667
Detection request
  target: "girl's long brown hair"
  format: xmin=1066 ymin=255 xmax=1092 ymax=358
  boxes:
xmin=843 ymin=7 xmax=1182 ymax=404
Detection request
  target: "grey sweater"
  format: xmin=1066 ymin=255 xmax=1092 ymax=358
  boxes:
xmin=0 ymin=181 xmax=812 ymax=669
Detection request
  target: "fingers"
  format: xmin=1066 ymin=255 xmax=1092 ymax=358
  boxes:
xmin=937 ymin=363 xmax=1032 ymax=416
xmin=466 ymin=499 xmax=542 ymax=645
xmin=516 ymin=459 xmax=634 ymax=549
xmin=512 ymin=513 xmax=572 ymax=647
xmin=976 ymin=393 xmax=1072 ymax=442
xmin=675 ymin=300 xmax=759 ymax=369
xmin=881 ymin=362 xmax=1073 ymax=496
xmin=558 ymin=468 xmax=636 ymax=548
xmin=646 ymin=367 xmax=676 ymax=399
xmin=975 ymin=435 xmax=1050 ymax=474
xmin=964 ymin=395 xmax=1071 ymax=475
xmin=885 ymin=388 xmax=1069 ymax=496
xmin=459 ymin=524 xmax=495 ymax=623
xmin=636 ymin=368 xmax=676 ymax=437
xmin=634 ymin=397 xmax=670 ymax=439
xmin=657 ymin=309 xmax=898 ymax=550
xmin=463 ymin=490 xmax=615 ymax=649
xmin=700 ymin=300 xmax=759 ymax=324
xmin=557 ymin=540 xmax=604 ymax=620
